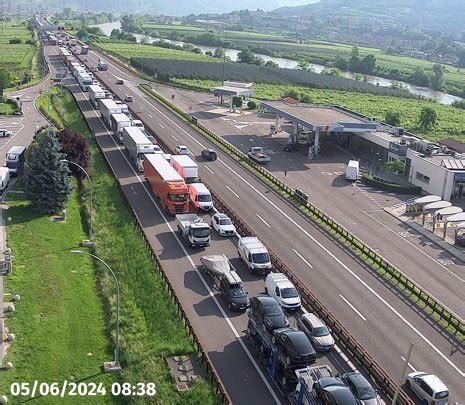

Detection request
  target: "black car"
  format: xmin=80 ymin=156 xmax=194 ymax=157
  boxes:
xmin=202 ymin=148 xmax=217 ymax=160
xmin=315 ymin=377 xmax=360 ymax=405
xmin=220 ymin=272 xmax=249 ymax=311
xmin=284 ymin=142 xmax=297 ymax=152
xmin=271 ymin=327 xmax=316 ymax=369
xmin=342 ymin=372 xmax=380 ymax=404
xmin=249 ymin=295 xmax=288 ymax=331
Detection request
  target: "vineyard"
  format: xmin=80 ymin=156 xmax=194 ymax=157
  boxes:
xmin=0 ymin=21 xmax=36 ymax=69
xmin=174 ymin=79 xmax=465 ymax=142
xmin=131 ymin=57 xmax=414 ymax=97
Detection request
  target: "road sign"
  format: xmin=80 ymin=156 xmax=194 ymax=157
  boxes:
xmin=82 ymin=36 xmax=89 ymax=43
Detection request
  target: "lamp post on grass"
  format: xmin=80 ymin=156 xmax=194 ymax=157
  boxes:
xmin=70 ymin=250 xmax=121 ymax=373
xmin=60 ymin=159 xmax=93 ymax=246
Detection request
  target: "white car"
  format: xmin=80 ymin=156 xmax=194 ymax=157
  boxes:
xmin=0 ymin=129 xmax=12 ymax=138
xmin=211 ymin=213 xmax=236 ymax=236
xmin=406 ymin=372 xmax=449 ymax=405
xmin=175 ymin=145 xmax=189 ymax=155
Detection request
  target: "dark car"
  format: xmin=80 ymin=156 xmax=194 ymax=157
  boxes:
xmin=284 ymin=142 xmax=297 ymax=152
xmin=315 ymin=377 xmax=360 ymax=405
xmin=220 ymin=271 xmax=249 ymax=311
xmin=145 ymin=134 xmax=158 ymax=145
xmin=271 ymin=327 xmax=316 ymax=369
xmin=202 ymin=148 xmax=217 ymax=161
xmin=249 ymin=295 xmax=288 ymax=331
xmin=342 ymin=372 xmax=380 ymax=404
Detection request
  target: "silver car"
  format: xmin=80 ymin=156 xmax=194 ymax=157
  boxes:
xmin=297 ymin=313 xmax=335 ymax=351
xmin=343 ymin=372 xmax=381 ymax=405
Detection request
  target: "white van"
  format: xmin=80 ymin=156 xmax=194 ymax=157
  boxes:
xmin=265 ymin=273 xmax=301 ymax=311
xmin=189 ymin=183 xmax=213 ymax=211
xmin=345 ymin=160 xmax=360 ymax=181
xmin=237 ymin=236 xmax=272 ymax=275
xmin=0 ymin=167 xmax=10 ymax=192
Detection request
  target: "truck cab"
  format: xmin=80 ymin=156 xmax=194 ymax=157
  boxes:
xmin=189 ymin=183 xmax=213 ymax=212
xmin=5 ymin=146 xmax=26 ymax=175
xmin=238 ymin=237 xmax=272 ymax=275
xmin=175 ymin=214 xmax=211 ymax=248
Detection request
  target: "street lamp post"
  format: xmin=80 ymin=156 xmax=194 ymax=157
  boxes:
xmin=60 ymin=159 xmax=93 ymax=246
xmin=70 ymin=250 xmax=121 ymax=373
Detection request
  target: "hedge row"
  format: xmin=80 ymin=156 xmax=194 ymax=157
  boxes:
xmin=362 ymin=173 xmax=422 ymax=195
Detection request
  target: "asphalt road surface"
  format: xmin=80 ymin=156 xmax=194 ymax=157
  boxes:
xmin=72 ymin=47 xmax=465 ymax=402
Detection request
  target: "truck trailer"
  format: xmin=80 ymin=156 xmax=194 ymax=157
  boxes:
xmin=110 ymin=113 xmax=132 ymax=142
xmin=144 ymin=154 xmax=189 ymax=215
xmin=171 ymin=154 xmax=199 ymax=184
xmin=88 ymin=85 xmax=106 ymax=108
xmin=99 ymin=98 xmax=122 ymax=125
xmin=123 ymin=126 xmax=155 ymax=171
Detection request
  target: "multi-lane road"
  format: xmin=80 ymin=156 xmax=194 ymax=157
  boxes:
xmin=71 ymin=46 xmax=465 ymax=402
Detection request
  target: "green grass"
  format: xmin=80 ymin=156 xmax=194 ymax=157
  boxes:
xmin=3 ymin=185 xmax=115 ymax=403
xmin=95 ymin=41 xmax=216 ymax=62
xmin=174 ymin=79 xmax=465 ymax=142
xmin=34 ymin=86 xmax=217 ymax=404
xmin=0 ymin=102 xmax=17 ymax=115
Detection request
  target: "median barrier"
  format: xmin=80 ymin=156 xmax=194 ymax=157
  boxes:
xmin=139 ymin=84 xmax=465 ymax=344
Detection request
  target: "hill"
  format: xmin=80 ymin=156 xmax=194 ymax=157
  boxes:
xmin=275 ymin=0 xmax=465 ymax=33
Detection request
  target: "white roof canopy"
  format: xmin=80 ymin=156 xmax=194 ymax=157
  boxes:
xmin=423 ymin=201 xmax=452 ymax=211
xmin=414 ymin=195 xmax=442 ymax=204
xmin=434 ymin=206 xmax=463 ymax=216
xmin=444 ymin=212 xmax=465 ymax=223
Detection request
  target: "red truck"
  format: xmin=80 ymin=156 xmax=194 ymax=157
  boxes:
xmin=144 ymin=154 xmax=189 ymax=215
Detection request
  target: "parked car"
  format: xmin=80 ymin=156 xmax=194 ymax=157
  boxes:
xmin=265 ymin=273 xmax=301 ymax=311
xmin=124 ymin=95 xmax=134 ymax=102
xmin=248 ymin=295 xmax=288 ymax=332
xmin=175 ymin=145 xmax=189 ymax=155
xmin=211 ymin=213 xmax=236 ymax=236
xmin=342 ymin=372 xmax=381 ymax=404
xmin=297 ymin=313 xmax=335 ymax=351
xmin=271 ymin=327 xmax=316 ymax=368
xmin=0 ymin=129 xmax=12 ymax=138
xmin=202 ymin=148 xmax=217 ymax=160
xmin=315 ymin=377 xmax=360 ymax=404
xmin=219 ymin=271 xmax=249 ymax=311
xmin=406 ymin=372 xmax=449 ymax=405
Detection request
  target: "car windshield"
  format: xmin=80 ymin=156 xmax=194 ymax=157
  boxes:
xmin=263 ymin=301 xmax=282 ymax=316
xmin=193 ymin=228 xmax=210 ymax=238
xmin=198 ymin=194 xmax=212 ymax=202
xmin=169 ymin=193 xmax=187 ymax=202
xmin=231 ymin=287 xmax=246 ymax=298
xmin=219 ymin=218 xmax=232 ymax=225
xmin=435 ymin=391 xmax=449 ymax=399
xmin=355 ymin=384 xmax=376 ymax=400
xmin=6 ymin=154 xmax=17 ymax=161
xmin=313 ymin=326 xmax=330 ymax=337
xmin=252 ymin=252 xmax=270 ymax=264
xmin=281 ymin=287 xmax=298 ymax=298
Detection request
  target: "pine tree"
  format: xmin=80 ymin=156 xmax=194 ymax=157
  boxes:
xmin=24 ymin=127 xmax=71 ymax=214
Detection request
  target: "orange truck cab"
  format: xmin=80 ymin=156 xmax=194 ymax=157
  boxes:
xmin=143 ymin=154 xmax=189 ymax=215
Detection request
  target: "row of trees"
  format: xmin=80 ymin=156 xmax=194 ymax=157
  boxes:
xmin=333 ymin=47 xmax=377 ymax=75
xmin=385 ymin=107 xmax=437 ymax=130
xmin=24 ymin=127 xmax=90 ymax=214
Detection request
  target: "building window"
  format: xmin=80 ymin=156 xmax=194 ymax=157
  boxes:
xmin=415 ymin=172 xmax=430 ymax=184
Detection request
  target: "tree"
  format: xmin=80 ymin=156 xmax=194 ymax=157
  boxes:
xmin=265 ymin=60 xmax=279 ymax=68
xmin=191 ymin=48 xmax=202 ymax=54
xmin=283 ymin=89 xmax=301 ymax=101
xmin=384 ymin=160 xmax=405 ymax=174
xmin=9 ymin=38 xmax=22 ymax=44
xmin=458 ymin=50 xmax=465 ymax=69
xmin=232 ymin=96 xmax=243 ymax=108
xmin=237 ymin=48 xmax=256 ymax=64
xmin=410 ymin=67 xmax=429 ymax=86
xmin=205 ymin=51 xmax=213 ymax=56
xmin=214 ymin=47 xmax=225 ymax=58
xmin=334 ymin=56 xmax=348 ymax=71
xmin=361 ymin=54 xmax=376 ymax=74
xmin=76 ymin=27 xmax=89 ymax=40
xmin=24 ymin=127 xmax=71 ymax=214
xmin=297 ymin=60 xmax=310 ymax=71
xmin=0 ymin=69 xmax=12 ymax=89
xmin=300 ymin=94 xmax=312 ymax=104
xmin=56 ymin=129 xmax=91 ymax=180
xmin=429 ymin=63 xmax=445 ymax=90
xmin=385 ymin=110 xmax=401 ymax=126
xmin=418 ymin=107 xmax=437 ymax=130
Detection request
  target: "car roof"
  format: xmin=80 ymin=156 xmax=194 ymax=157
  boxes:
xmin=215 ymin=213 xmax=228 ymax=219
xmin=343 ymin=372 xmax=372 ymax=388
xmin=253 ymin=295 xmax=278 ymax=305
xmin=420 ymin=374 xmax=448 ymax=392
xmin=302 ymin=312 xmax=325 ymax=327
xmin=324 ymin=386 xmax=358 ymax=404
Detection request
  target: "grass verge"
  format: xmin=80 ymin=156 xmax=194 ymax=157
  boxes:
xmin=34 ymin=86 xmax=217 ymax=403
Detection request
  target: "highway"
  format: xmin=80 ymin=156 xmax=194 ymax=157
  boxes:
xmin=74 ymin=46 xmax=465 ymax=402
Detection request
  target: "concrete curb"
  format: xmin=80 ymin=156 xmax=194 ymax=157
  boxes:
xmin=383 ymin=207 xmax=465 ymax=263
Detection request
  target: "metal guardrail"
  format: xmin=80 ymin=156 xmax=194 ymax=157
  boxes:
xmin=139 ymin=84 xmax=465 ymax=344
xmin=58 ymin=84 xmax=232 ymax=405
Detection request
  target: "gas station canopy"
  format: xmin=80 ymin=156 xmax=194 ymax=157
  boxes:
xmin=434 ymin=206 xmax=463 ymax=216
xmin=211 ymin=86 xmax=254 ymax=97
xmin=423 ymin=201 xmax=452 ymax=211
xmin=414 ymin=195 xmax=442 ymax=204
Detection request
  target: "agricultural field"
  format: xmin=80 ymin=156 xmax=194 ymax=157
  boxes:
xmin=0 ymin=21 xmax=37 ymax=70
xmin=131 ymin=57 xmax=413 ymax=97
xmin=174 ymin=79 xmax=465 ymax=142
xmin=53 ymin=19 xmax=83 ymax=28
xmin=95 ymin=41 xmax=216 ymax=62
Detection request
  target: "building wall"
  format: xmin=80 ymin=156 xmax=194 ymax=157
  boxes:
xmin=407 ymin=151 xmax=454 ymax=200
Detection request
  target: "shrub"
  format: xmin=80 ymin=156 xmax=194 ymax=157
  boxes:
xmin=9 ymin=38 xmax=22 ymax=44
xmin=361 ymin=174 xmax=421 ymax=194
xmin=232 ymin=96 xmax=243 ymax=108
xmin=247 ymin=100 xmax=257 ymax=109
xmin=385 ymin=110 xmax=401 ymax=126
xmin=56 ymin=129 xmax=91 ymax=180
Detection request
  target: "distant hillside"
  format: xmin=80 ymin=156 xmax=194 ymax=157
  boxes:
xmin=275 ymin=0 xmax=465 ymax=33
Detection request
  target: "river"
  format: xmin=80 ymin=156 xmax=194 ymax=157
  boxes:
xmin=93 ymin=21 xmax=460 ymax=105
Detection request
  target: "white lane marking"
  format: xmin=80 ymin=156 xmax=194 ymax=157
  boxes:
xmin=339 ymin=295 xmax=367 ymax=321
xmin=256 ymin=213 xmax=271 ymax=229
xmin=147 ymin=113 xmax=153 ymax=118
xmin=204 ymin=165 xmax=214 ymax=175
xmin=364 ymin=211 xmax=465 ymax=284
xmin=73 ymin=82 xmax=281 ymax=404
xmin=292 ymin=249 xmax=313 ymax=269
xmin=94 ymin=51 xmax=465 ymax=377
xmin=159 ymin=123 xmax=165 ymax=128
xmin=334 ymin=345 xmax=356 ymax=371
xmin=226 ymin=186 xmax=240 ymax=199
xmin=171 ymin=134 xmax=178 ymax=141
xmin=401 ymin=356 xmax=417 ymax=372
xmin=139 ymin=105 xmax=144 ymax=110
